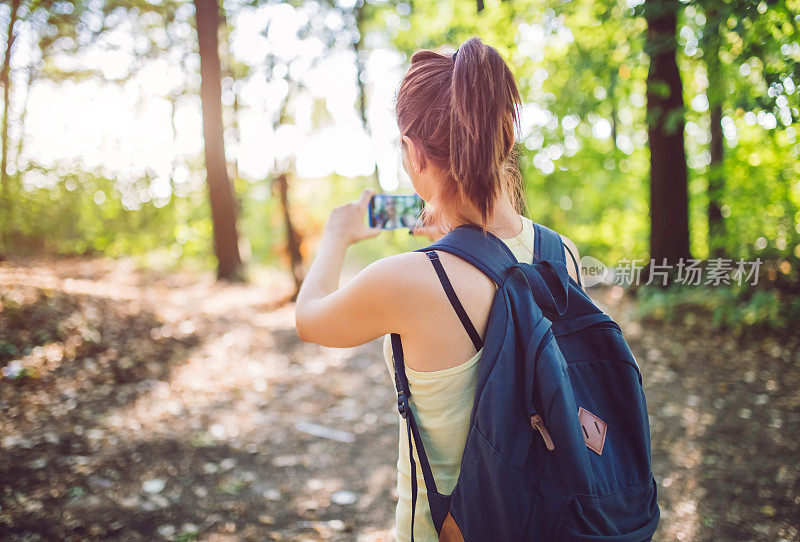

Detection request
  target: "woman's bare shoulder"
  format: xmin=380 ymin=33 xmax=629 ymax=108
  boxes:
xmin=364 ymin=250 xmax=440 ymax=297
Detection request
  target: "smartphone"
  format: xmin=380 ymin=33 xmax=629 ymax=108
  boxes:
xmin=368 ymin=193 xmax=424 ymax=230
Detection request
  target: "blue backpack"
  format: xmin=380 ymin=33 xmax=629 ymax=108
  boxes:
xmin=390 ymin=222 xmax=659 ymax=541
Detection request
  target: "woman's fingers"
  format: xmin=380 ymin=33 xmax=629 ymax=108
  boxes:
xmin=359 ymin=189 xmax=374 ymax=208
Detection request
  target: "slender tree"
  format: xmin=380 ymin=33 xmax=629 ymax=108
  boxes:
xmin=704 ymin=6 xmax=726 ymax=258
xmin=644 ymin=0 xmax=691 ymax=267
xmin=273 ymin=76 xmax=306 ymax=300
xmin=194 ymin=0 xmax=243 ymax=281
xmin=350 ymin=0 xmax=381 ymax=192
xmin=13 ymin=63 xmax=33 ymax=172
xmin=273 ymin=173 xmax=304 ymax=300
xmin=0 ymin=0 xmax=21 ymax=250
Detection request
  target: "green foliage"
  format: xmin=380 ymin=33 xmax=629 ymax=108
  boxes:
xmin=1 ymin=170 xmax=217 ymax=269
xmin=634 ymin=258 xmax=800 ymax=335
xmin=377 ymin=0 xmax=800 ymax=271
xmin=678 ymin=0 xmax=800 ymax=262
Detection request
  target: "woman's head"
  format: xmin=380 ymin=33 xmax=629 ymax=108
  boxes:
xmin=395 ymin=36 xmax=525 ymax=234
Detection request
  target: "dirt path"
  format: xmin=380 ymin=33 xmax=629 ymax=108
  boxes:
xmin=1 ymin=257 xmax=798 ymax=541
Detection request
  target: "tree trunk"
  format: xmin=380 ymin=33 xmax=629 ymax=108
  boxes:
xmin=644 ymin=0 xmax=691 ymax=268
xmin=0 ymin=0 xmax=21 ymax=251
xmin=164 ymin=15 xmax=185 ymax=194
xmin=14 ymin=63 xmax=34 ymax=172
xmin=273 ymin=174 xmax=304 ymax=301
xmin=609 ymin=69 xmax=620 ymax=163
xmin=705 ymin=8 xmax=726 ymax=258
xmin=352 ymin=0 xmax=381 ymax=192
xmin=194 ymin=0 xmax=243 ymax=281
xmin=270 ymin=80 xmax=306 ymax=296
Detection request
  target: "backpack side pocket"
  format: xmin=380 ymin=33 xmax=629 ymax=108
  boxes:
xmin=553 ymin=476 xmax=660 ymax=541
xmin=448 ymin=426 xmax=534 ymax=542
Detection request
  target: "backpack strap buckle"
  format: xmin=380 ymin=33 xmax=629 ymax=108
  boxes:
xmin=397 ymin=390 xmax=408 ymax=419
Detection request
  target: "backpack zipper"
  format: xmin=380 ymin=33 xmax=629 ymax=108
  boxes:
xmin=530 ymin=414 xmax=555 ymax=451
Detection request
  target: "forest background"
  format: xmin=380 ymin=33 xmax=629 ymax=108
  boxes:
xmin=1 ymin=0 xmax=799 ymax=539
xmin=0 ymin=0 xmax=797 ymax=331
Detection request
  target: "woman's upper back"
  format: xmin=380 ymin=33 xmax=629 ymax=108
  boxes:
xmin=387 ymin=214 xmax=539 ymax=374
xmin=383 ymin=213 xmax=536 ymax=381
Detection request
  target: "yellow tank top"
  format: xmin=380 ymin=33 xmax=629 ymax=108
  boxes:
xmin=382 ymin=215 xmax=535 ymax=542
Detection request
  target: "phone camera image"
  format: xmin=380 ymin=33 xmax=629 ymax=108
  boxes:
xmin=368 ymin=194 xmax=424 ymax=230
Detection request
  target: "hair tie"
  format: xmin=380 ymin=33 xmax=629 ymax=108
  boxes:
xmin=452 ymin=46 xmax=459 ymax=61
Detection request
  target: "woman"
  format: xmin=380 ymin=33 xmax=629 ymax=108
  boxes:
xmin=295 ymin=36 xmax=583 ymax=541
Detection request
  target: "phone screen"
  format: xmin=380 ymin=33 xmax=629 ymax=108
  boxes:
xmin=368 ymin=194 xmax=424 ymax=230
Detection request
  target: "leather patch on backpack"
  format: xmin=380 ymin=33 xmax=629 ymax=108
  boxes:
xmin=439 ymin=512 xmax=465 ymax=542
xmin=578 ymin=407 xmax=607 ymax=456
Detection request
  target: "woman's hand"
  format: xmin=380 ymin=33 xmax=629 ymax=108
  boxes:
xmin=323 ymin=189 xmax=382 ymax=246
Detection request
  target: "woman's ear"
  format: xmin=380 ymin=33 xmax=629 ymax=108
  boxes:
xmin=402 ymin=135 xmax=420 ymax=174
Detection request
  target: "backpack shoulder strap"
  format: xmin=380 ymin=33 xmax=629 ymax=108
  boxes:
xmin=534 ymin=223 xmax=583 ymax=288
xmin=414 ymin=224 xmax=516 ymax=286
xmin=533 ymin=222 xmax=566 ymax=265
xmin=417 ymin=222 xmax=571 ymax=318
xmin=390 ymin=332 xmax=449 ymax=540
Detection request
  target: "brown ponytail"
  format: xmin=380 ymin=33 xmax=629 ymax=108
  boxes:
xmin=395 ymin=36 xmax=524 ymax=233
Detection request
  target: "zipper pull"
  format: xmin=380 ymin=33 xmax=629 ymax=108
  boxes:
xmin=530 ymin=414 xmax=555 ymax=451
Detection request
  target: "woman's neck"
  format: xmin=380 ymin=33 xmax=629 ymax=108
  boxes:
xmin=442 ymin=195 xmax=523 ymax=240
